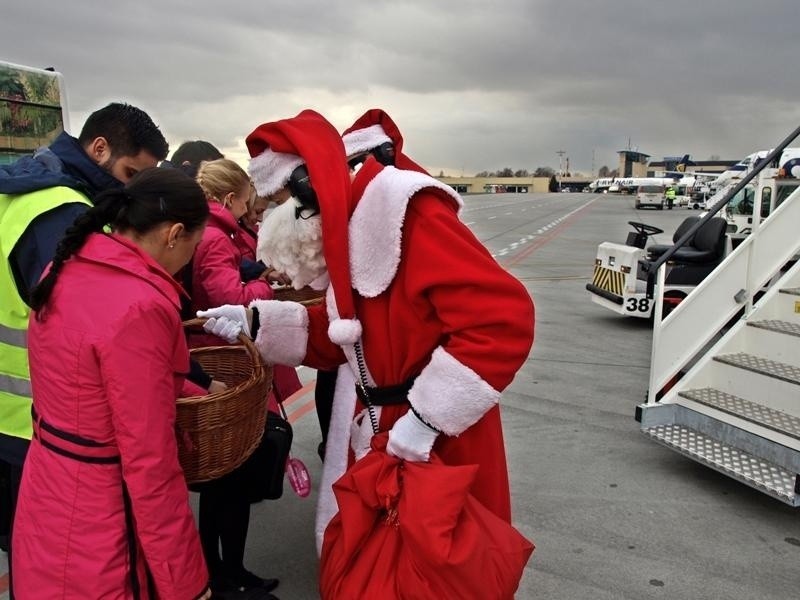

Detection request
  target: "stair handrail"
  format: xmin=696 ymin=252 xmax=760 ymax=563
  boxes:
xmin=645 ymin=123 xmax=800 ymax=298
xmin=645 ymin=124 xmax=800 ymax=405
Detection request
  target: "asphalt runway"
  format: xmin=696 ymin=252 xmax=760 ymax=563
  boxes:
xmin=3 ymin=192 xmax=799 ymax=599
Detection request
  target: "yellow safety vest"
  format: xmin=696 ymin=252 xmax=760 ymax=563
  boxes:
xmin=0 ymin=186 xmax=92 ymax=440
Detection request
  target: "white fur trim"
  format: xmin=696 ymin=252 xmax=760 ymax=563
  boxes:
xmin=315 ymin=364 xmax=357 ymax=555
xmin=342 ymin=124 xmax=392 ymax=158
xmin=328 ymin=318 xmax=362 ymax=345
xmin=248 ymin=147 xmax=304 ymax=197
xmin=407 ymin=346 xmax=499 ymax=436
xmin=309 ymin=271 xmax=330 ymax=291
xmin=248 ymin=299 xmax=308 ymax=366
xmin=349 ymin=167 xmax=464 ymax=297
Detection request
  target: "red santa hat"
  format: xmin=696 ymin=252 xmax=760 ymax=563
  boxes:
xmin=246 ymin=110 xmax=361 ymax=345
xmin=341 ymin=108 xmax=428 ymax=174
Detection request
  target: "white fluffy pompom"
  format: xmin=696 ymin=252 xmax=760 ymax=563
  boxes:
xmin=328 ymin=318 xmax=362 ymax=345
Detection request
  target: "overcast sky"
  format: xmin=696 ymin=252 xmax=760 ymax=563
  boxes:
xmin=3 ymin=0 xmax=799 ymax=176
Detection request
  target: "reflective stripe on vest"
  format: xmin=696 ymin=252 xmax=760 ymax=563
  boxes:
xmin=0 ymin=186 xmax=92 ymax=439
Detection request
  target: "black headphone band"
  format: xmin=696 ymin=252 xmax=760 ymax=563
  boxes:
xmin=372 ymin=141 xmax=396 ymax=167
xmin=347 ymin=142 xmax=397 ymax=171
xmin=287 ymin=164 xmax=320 ymax=219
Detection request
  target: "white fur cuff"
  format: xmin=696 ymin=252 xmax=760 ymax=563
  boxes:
xmin=407 ymin=347 xmax=500 ymax=436
xmin=249 ymin=299 xmax=308 ymax=366
xmin=342 ymin=124 xmax=392 ymax=158
xmin=248 ymin=148 xmax=304 ymax=197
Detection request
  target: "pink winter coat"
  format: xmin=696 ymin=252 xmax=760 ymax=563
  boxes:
xmin=190 ymin=203 xmax=301 ymax=401
xmin=190 ymin=202 xmax=272 ymax=312
xmin=13 ymin=233 xmax=208 ymax=600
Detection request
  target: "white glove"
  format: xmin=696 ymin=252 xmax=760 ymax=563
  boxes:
xmin=350 ymin=408 xmax=377 ymax=461
xmin=387 ymin=410 xmax=439 ymax=462
xmin=197 ymin=305 xmax=251 ymax=343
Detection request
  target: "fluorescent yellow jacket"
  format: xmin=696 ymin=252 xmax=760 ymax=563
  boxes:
xmin=0 ymin=186 xmax=92 ymax=440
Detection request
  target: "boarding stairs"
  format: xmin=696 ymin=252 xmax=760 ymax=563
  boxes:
xmin=636 ymin=127 xmax=800 ymax=505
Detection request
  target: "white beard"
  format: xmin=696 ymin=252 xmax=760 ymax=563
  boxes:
xmin=257 ymin=197 xmax=328 ymax=290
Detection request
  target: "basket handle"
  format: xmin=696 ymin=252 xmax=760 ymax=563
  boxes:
xmin=182 ymin=317 xmax=267 ymax=381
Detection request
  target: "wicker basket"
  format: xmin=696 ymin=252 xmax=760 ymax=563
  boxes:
xmin=273 ymin=284 xmax=325 ymax=306
xmin=177 ymin=319 xmax=273 ymax=484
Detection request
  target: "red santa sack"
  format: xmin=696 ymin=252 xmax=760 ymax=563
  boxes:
xmin=319 ymin=434 xmax=534 ymax=600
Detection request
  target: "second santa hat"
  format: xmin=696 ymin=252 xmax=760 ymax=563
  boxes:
xmin=341 ymin=108 xmax=428 ymax=173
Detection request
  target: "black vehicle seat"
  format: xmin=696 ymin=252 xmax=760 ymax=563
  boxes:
xmin=647 ymin=216 xmax=700 ymax=259
xmin=654 ymin=217 xmax=727 ymax=264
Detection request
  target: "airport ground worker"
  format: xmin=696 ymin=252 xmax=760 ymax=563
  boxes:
xmin=665 ymin=184 xmax=677 ymax=209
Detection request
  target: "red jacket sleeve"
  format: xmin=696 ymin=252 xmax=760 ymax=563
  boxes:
xmin=304 ymin=301 xmax=347 ymax=369
xmin=97 ymin=305 xmax=207 ymax=600
xmin=194 ymin=231 xmax=274 ymax=307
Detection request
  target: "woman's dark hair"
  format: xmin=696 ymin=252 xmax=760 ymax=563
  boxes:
xmin=168 ymin=140 xmax=224 ymax=178
xmin=30 ymin=168 xmax=209 ymax=316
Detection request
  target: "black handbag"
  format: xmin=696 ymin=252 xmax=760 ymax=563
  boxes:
xmin=257 ymin=411 xmax=294 ymax=500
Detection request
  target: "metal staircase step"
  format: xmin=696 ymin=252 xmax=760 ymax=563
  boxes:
xmin=643 ymin=424 xmax=799 ymax=505
xmin=779 ymin=287 xmax=800 ymax=296
xmin=714 ymin=352 xmax=800 ymax=386
xmin=748 ymin=319 xmax=800 ymax=338
xmin=678 ymin=387 xmax=800 ymax=439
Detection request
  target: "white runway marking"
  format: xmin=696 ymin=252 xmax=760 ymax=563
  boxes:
xmin=491 ymin=198 xmax=596 ymax=257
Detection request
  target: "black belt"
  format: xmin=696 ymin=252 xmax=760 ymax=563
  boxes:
xmin=31 ymin=406 xmax=121 ymax=464
xmin=355 ymin=377 xmax=416 ymax=406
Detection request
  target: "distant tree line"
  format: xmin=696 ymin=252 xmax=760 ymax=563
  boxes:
xmin=470 ymin=165 xmax=620 ymax=178
xmin=474 ymin=167 xmax=556 ymax=178
xmin=597 ymin=165 xmax=618 ymax=177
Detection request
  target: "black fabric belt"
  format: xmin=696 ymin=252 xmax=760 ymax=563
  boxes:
xmin=31 ymin=406 xmax=121 ymax=464
xmin=355 ymin=377 xmax=416 ymax=406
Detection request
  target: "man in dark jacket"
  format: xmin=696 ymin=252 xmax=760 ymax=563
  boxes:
xmin=0 ymin=102 xmax=168 ymax=593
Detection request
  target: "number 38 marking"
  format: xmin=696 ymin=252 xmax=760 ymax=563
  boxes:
xmin=625 ymin=298 xmax=650 ymax=313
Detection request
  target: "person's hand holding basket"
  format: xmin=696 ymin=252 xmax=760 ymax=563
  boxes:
xmin=196 ymin=305 xmax=253 ymax=343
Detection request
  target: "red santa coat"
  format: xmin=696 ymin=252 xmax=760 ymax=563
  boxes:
xmin=13 ymin=233 xmax=207 ymax=599
xmin=251 ymin=160 xmax=534 ymax=550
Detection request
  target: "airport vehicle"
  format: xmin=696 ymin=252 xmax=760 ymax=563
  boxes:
xmin=634 ymin=183 xmax=665 ymax=209
xmin=0 ymin=60 xmax=69 ymax=165
xmin=588 ymin=145 xmax=800 ymax=320
xmin=635 ymin=125 xmax=800 ymax=505
xmin=586 ymin=216 xmax=729 ymax=319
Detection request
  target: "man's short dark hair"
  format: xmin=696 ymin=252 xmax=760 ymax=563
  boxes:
xmin=78 ymin=102 xmax=169 ymax=161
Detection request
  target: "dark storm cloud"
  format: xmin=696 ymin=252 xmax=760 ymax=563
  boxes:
xmin=2 ymin=0 xmax=798 ymax=174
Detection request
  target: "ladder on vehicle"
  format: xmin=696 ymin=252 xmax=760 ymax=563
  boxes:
xmin=636 ymin=126 xmax=800 ymax=505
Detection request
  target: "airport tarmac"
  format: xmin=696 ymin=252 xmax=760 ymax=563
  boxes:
xmin=2 ymin=192 xmax=799 ymax=599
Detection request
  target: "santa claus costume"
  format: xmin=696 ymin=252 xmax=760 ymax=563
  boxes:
xmin=242 ymin=110 xmax=535 ymax=553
